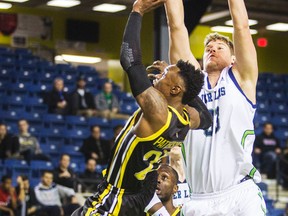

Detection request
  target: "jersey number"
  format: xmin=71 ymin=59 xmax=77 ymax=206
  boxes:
xmin=205 ymin=106 xmax=220 ymax=136
xmin=134 ymin=150 xmax=167 ymax=180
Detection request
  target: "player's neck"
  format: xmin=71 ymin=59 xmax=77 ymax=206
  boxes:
xmin=167 ymin=100 xmax=185 ymax=117
xmin=207 ymin=71 xmax=221 ymax=88
xmin=163 ymin=199 xmax=177 ymax=215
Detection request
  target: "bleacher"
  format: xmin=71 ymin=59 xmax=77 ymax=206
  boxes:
xmin=1 ymin=47 xmax=288 ymax=214
xmin=0 ymin=46 xmax=138 ymax=186
xmin=254 ymin=72 xmax=288 ymax=147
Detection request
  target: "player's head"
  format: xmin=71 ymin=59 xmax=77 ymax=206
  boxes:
xmin=203 ymin=32 xmax=235 ymax=72
xmin=156 ymin=164 xmax=179 ymax=203
xmin=153 ymin=60 xmax=204 ymax=105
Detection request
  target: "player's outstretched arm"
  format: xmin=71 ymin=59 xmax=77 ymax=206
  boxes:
xmin=228 ymin=0 xmax=258 ymax=88
xmin=164 ymin=0 xmax=200 ymax=69
xmin=120 ymin=0 xmax=168 ymax=134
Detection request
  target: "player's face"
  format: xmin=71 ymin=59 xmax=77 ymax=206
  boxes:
xmin=156 ymin=169 xmax=176 ymax=202
xmin=203 ymin=39 xmax=234 ymax=72
xmin=153 ymin=65 xmax=181 ymax=96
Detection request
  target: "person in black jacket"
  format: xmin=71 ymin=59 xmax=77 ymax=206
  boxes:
xmin=53 ymin=154 xmax=76 ymax=190
xmin=0 ymin=123 xmax=20 ymax=160
xmin=44 ymin=78 xmax=69 ymax=115
xmin=78 ymin=159 xmax=102 ymax=193
xmin=79 ymin=125 xmax=110 ymax=165
xmin=69 ymin=75 xmax=97 ymax=117
xmin=253 ymin=122 xmax=282 ymax=179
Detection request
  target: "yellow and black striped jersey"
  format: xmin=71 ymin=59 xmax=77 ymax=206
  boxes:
xmin=145 ymin=206 xmax=181 ymax=216
xmin=106 ymin=105 xmax=190 ymax=192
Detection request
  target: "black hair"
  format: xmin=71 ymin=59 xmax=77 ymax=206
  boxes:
xmin=90 ymin=125 xmax=100 ymax=132
xmin=158 ymin=163 xmax=179 ymax=185
xmin=60 ymin=153 xmax=70 ymax=160
xmin=1 ymin=175 xmax=12 ymax=183
xmin=20 ymin=175 xmax=29 ymax=181
xmin=41 ymin=170 xmax=53 ymax=177
xmin=263 ymin=122 xmax=273 ymax=127
xmin=113 ymin=125 xmax=124 ymax=133
xmin=176 ymin=60 xmax=204 ymax=105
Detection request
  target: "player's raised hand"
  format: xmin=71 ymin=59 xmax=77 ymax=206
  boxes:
xmin=133 ymin=0 xmax=166 ymax=16
xmin=146 ymin=60 xmax=168 ymax=73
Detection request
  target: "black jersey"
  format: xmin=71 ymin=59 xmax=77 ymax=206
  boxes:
xmin=106 ymin=105 xmax=190 ymax=192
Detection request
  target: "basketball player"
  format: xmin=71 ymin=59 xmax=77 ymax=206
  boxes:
xmin=72 ymin=0 xmax=210 ymax=215
xmin=164 ymin=0 xmax=267 ymax=215
xmin=146 ymin=164 xmax=181 ymax=216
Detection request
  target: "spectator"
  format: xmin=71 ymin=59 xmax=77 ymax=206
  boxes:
xmin=70 ymin=75 xmax=97 ymax=117
xmin=79 ymin=125 xmax=110 ymax=164
xmin=253 ymin=122 xmax=281 ymax=179
xmin=44 ymin=78 xmax=69 ymax=115
xmin=78 ymin=158 xmax=102 ymax=193
xmin=0 ymin=123 xmax=20 ymax=160
xmin=53 ymin=154 xmax=76 ymax=191
xmin=17 ymin=119 xmax=50 ymax=162
xmin=16 ymin=175 xmax=40 ymax=216
xmin=0 ymin=175 xmax=18 ymax=216
xmin=34 ymin=171 xmax=77 ymax=216
xmin=109 ymin=125 xmax=124 ymax=150
xmin=95 ymin=81 xmax=129 ymax=120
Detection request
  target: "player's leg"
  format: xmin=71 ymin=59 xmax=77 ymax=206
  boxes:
xmin=238 ymin=183 xmax=266 ymax=216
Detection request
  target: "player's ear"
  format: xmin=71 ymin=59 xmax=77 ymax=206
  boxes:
xmin=173 ymin=184 xmax=178 ymax=194
xmin=231 ymin=55 xmax=236 ymax=65
xmin=170 ymin=85 xmax=181 ymax=95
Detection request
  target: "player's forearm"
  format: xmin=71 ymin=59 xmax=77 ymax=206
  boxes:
xmin=165 ymin=0 xmax=184 ymax=29
xmin=120 ymin=12 xmax=152 ymax=98
xmin=165 ymin=0 xmax=200 ymax=69
xmin=228 ymin=0 xmax=249 ymax=29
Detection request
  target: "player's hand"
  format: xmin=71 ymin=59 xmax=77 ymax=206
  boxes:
xmin=146 ymin=60 xmax=168 ymax=74
xmin=133 ymin=0 xmax=166 ymax=16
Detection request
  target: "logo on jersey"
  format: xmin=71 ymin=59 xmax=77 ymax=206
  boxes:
xmin=153 ymin=137 xmax=182 ymax=149
xmin=201 ymin=87 xmax=226 ymax=103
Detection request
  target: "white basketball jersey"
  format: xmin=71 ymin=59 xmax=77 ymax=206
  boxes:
xmin=183 ymin=66 xmax=261 ymax=194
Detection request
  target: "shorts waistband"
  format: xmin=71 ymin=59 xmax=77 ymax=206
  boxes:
xmin=190 ymin=179 xmax=255 ymax=199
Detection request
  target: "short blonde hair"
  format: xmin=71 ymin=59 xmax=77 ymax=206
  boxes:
xmin=204 ymin=32 xmax=234 ymax=54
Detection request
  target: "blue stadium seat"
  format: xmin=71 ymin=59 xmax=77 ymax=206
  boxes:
xmin=272 ymin=115 xmax=288 ymax=129
xmin=66 ymin=115 xmax=88 ymax=129
xmin=21 ymin=111 xmax=42 ymax=123
xmin=120 ymin=92 xmax=136 ymax=103
xmin=256 ymin=101 xmax=270 ymax=114
xmin=4 ymin=95 xmax=27 ymax=112
xmin=271 ymin=103 xmax=287 ymax=114
xmin=36 ymin=72 xmax=56 ymax=85
xmin=274 ymin=129 xmax=288 ymax=147
xmin=63 ymin=129 xmax=89 ymax=139
xmin=110 ymin=119 xmax=127 ymax=128
xmin=120 ymin=102 xmax=139 ymax=115
xmin=0 ymin=110 xmax=23 ymax=124
xmin=0 ymin=160 xmax=6 ymax=177
xmin=30 ymin=160 xmax=53 ymax=178
xmin=7 ymin=83 xmax=31 ymax=96
xmin=4 ymin=159 xmax=31 ymax=178
xmin=100 ymin=128 xmax=114 ymax=140
xmin=42 ymin=114 xmax=66 ymax=128
xmin=88 ymin=117 xmax=110 ymax=128
xmin=39 ymin=128 xmax=65 ymax=145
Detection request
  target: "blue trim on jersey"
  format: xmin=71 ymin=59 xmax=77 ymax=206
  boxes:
xmin=228 ymin=68 xmax=257 ymax=108
xmin=206 ymin=76 xmax=212 ymax=89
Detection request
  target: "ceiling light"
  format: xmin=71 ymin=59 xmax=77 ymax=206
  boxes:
xmin=266 ymin=23 xmax=288 ymax=32
xmin=0 ymin=2 xmax=12 ymax=9
xmin=200 ymin=10 xmax=230 ymax=23
xmin=47 ymin=0 xmax=80 ymax=8
xmin=55 ymin=54 xmax=102 ymax=64
xmin=211 ymin=26 xmax=258 ymax=35
xmin=225 ymin=19 xmax=258 ymax=26
xmin=93 ymin=3 xmax=126 ymax=13
xmin=2 ymin=0 xmax=28 ymax=2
